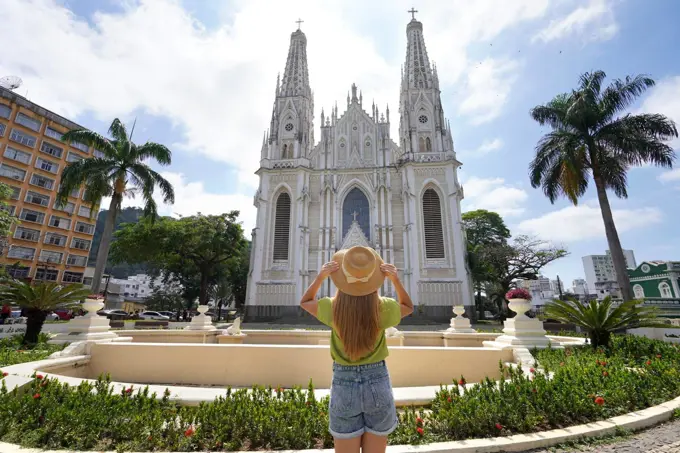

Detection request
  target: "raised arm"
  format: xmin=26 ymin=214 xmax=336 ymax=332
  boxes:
xmin=380 ymin=264 xmax=413 ymax=318
xmin=300 ymin=261 xmax=339 ymax=317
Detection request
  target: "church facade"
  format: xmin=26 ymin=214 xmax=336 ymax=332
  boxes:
xmin=245 ymin=16 xmax=473 ymax=322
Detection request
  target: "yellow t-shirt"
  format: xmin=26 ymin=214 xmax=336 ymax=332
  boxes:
xmin=316 ymin=296 xmax=401 ymax=366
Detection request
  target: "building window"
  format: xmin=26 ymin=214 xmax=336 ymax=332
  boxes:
xmin=659 ymin=282 xmax=673 ymax=298
xmin=78 ymin=205 xmax=92 ymax=218
xmin=15 ymin=113 xmax=42 ymax=132
xmin=342 ymin=187 xmax=370 ymax=240
xmin=0 ymin=123 xmax=5 ymax=137
xmin=426 ymin=137 xmax=432 ymax=151
xmin=422 ymin=188 xmax=445 ymax=259
xmin=419 ymin=137 xmax=426 ymax=152
xmin=8 ymin=186 xmax=21 ymax=200
xmin=272 ymin=192 xmax=291 ymax=262
xmin=35 ymin=157 xmax=59 ymax=174
xmin=62 ymin=271 xmax=84 ymax=283
xmin=25 ymin=191 xmax=50 ymax=207
xmin=39 ymin=250 xmax=63 ymax=264
xmin=6 ymin=266 xmax=30 ymax=279
xmin=13 ymin=227 xmax=40 ymax=242
xmin=633 ymin=284 xmax=645 ymax=299
xmin=71 ymin=237 xmax=91 ymax=251
xmin=44 ymin=232 xmax=67 ymax=247
xmin=71 ymin=141 xmax=89 ymax=152
xmin=53 ymin=200 xmax=75 ymax=214
xmin=0 ymin=104 xmax=11 ymax=119
xmin=19 ymin=208 xmax=45 ymax=224
xmin=35 ymin=268 xmax=59 ymax=281
xmin=44 ymin=127 xmax=63 ymax=140
xmin=3 ymin=146 xmax=32 ymax=164
xmin=66 ymin=254 xmax=88 ymax=267
xmin=74 ymin=221 xmax=95 ymax=234
xmin=0 ymin=163 xmax=27 ymax=181
xmin=7 ymin=246 xmax=36 ymax=260
xmin=40 ymin=141 xmax=64 ymax=159
xmin=66 ymin=152 xmax=84 ymax=163
xmin=0 ymin=205 xmax=16 ymax=215
xmin=49 ymin=215 xmax=71 ymax=230
xmin=281 ymin=144 xmax=288 ymax=159
xmin=30 ymin=173 xmax=55 ymax=190
xmin=10 ymin=129 xmax=37 ymax=148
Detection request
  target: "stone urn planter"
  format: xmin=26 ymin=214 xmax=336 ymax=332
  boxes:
xmin=82 ymin=297 xmax=105 ymax=318
xmin=508 ymin=298 xmax=532 ymax=319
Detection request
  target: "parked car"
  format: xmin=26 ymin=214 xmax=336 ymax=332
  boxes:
xmin=45 ymin=312 xmax=60 ymax=321
xmin=138 ymin=311 xmax=170 ymax=321
xmin=97 ymin=309 xmax=130 ymax=320
xmin=158 ymin=311 xmax=176 ymax=319
xmin=54 ymin=309 xmax=73 ymax=321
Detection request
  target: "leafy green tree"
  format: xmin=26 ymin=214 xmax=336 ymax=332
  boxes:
xmin=110 ymin=212 xmax=248 ymax=306
xmin=210 ymin=279 xmax=232 ymax=321
xmin=544 ymin=296 xmax=664 ymax=348
xmin=58 ymin=119 xmax=175 ymax=294
xmin=529 ymin=71 xmax=678 ymax=301
xmin=462 ymin=210 xmax=511 ymax=318
xmin=144 ymin=285 xmax=184 ymax=313
xmin=0 ymin=281 xmax=91 ymax=345
xmin=0 ymin=183 xmax=17 ymax=243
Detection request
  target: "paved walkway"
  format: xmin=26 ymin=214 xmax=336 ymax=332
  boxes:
xmin=526 ymin=419 xmax=680 ymax=452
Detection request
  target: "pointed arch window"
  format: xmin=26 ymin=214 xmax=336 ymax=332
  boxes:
xmin=273 ymin=192 xmax=291 ymax=261
xmin=419 ymin=137 xmax=426 ymax=153
xmin=426 ymin=137 xmax=432 ymax=151
xmin=281 ymin=144 xmax=288 ymax=159
xmin=422 ymin=188 xmax=445 ymax=259
xmin=633 ymin=284 xmax=645 ymax=299
xmin=659 ymin=282 xmax=673 ymax=298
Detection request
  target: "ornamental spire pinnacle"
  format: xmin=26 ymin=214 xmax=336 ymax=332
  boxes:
xmin=280 ymin=25 xmax=311 ymax=98
xmin=402 ymin=12 xmax=434 ymax=91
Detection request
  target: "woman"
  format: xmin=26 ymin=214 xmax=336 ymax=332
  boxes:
xmin=300 ymin=246 xmax=413 ymax=453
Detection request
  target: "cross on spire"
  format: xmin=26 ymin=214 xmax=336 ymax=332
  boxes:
xmin=408 ymin=7 xmax=418 ymax=20
xmin=352 ymin=211 xmax=359 ymax=222
xmin=295 ymin=18 xmax=304 ymax=30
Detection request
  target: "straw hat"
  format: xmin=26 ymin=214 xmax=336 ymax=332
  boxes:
xmin=331 ymin=246 xmax=385 ymax=296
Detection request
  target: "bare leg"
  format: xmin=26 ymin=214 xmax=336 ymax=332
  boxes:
xmin=361 ymin=432 xmax=388 ymax=453
xmin=334 ymin=436 xmax=361 ymax=453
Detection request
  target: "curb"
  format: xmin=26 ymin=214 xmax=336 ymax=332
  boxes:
xmin=0 ymin=395 xmax=679 ymax=453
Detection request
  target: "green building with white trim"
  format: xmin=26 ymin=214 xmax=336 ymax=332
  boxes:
xmin=628 ymin=261 xmax=680 ymax=299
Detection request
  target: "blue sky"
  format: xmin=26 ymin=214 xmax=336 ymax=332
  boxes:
xmin=2 ymin=0 xmax=679 ymax=288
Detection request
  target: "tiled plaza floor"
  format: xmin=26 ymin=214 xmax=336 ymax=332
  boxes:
xmin=525 ymin=419 xmax=680 ymax=452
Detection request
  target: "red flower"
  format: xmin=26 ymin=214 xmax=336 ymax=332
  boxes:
xmin=458 ymin=378 xmax=466 ymax=386
xmin=447 ymin=397 xmax=452 ymax=403
xmin=125 ymin=387 xmax=133 ymax=394
xmin=416 ymin=417 xmax=423 ymax=425
xmin=36 ymin=374 xmax=44 ymax=380
xmin=602 ymin=371 xmax=609 ymax=377
xmin=2 ymin=372 xmax=7 ymax=377
xmin=532 ymin=388 xmax=537 ymax=393
xmin=600 ymin=361 xmax=607 ymax=367
xmin=33 ymin=393 xmax=40 ymax=400
xmin=529 ymin=368 xmax=536 ymax=374
xmin=506 ymin=288 xmax=532 ymax=301
xmin=594 ymin=396 xmax=605 ymax=406
xmin=495 ymin=423 xmax=503 ymax=430
xmin=646 ymin=360 xmax=652 ymax=366
xmin=184 ymin=427 xmax=195 ymax=437
xmin=416 ymin=427 xmax=424 ymax=436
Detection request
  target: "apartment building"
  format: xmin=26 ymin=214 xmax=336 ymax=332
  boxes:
xmin=0 ymin=86 xmax=99 ymax=284
xmin=582 ymin=249 xmax=636 ymax=295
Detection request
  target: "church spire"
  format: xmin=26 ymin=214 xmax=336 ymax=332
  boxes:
xmin=280 ymin=27 xmax=311 ymax=98
xmin=402 ymin=9 xmax=434 ymax=91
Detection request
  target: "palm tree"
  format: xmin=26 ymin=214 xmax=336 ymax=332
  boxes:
xmin=210 ymin=280 xmax=233 ymax=321
xmin=529 ymin=71 xmax=677 ymax=301
xmin=544 ymin=296 xmax=664 ymax=348
xmin=0 ymin=281 xmax=91 ymax=345
xmin=58 ymin=119 xmax=175 ymax=293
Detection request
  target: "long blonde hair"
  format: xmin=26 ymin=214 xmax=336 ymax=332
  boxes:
xmin=332 ymin=290 xmax=381 ymax=361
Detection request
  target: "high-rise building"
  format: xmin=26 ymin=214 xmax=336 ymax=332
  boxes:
xmin=0 ymin=86 xmax=99 ymax=284
xmin=582 ymin=249 xmax=636 ymax=295
xmin=245 ymin=15 xmax=471 ymax=321
xmin=572 ymin=278 xmax=588 ymax=295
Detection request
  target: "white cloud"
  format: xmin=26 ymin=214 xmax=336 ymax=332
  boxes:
xmin=533 ymin=0 xmax=618 ymax=43
xmin=112 ymin=172 xmax=257 ymax=234
xmin=459 ymin=59 xmax=520 ymax=125
xmin=517 ymin=204 xmax=663 ymax=242
xmin=459 ymin=137 xmax=504 ymax=159
xmin=462 ymin=177 xmax=529 ymax=217
xmin=640 ymin=75 xmax=680 ymax=150
xmin=659 ymin=168 xmax=680 ymax=183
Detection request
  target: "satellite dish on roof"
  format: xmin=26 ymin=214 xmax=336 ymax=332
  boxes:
xmin=0 ymin=76 xmax=23 ymax=91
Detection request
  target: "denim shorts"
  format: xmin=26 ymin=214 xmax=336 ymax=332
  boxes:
xmin=329 ymin=360 xmax=398 ymax=439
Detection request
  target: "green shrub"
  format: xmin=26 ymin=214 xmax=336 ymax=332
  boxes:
xmin=0 ymin=335 xmax=63 ymax=367
xmin=0 ymin=335 xmax=678 ymax=451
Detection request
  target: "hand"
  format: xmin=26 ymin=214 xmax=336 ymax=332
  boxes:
xmin=380 ymin=263 xmax=399 ymax=283
xmin=319 ymin=261 xmax=340 ymax=278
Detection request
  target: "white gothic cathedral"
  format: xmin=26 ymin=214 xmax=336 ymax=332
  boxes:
xmin=245 ymin=16 xmax=473 ymax=322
